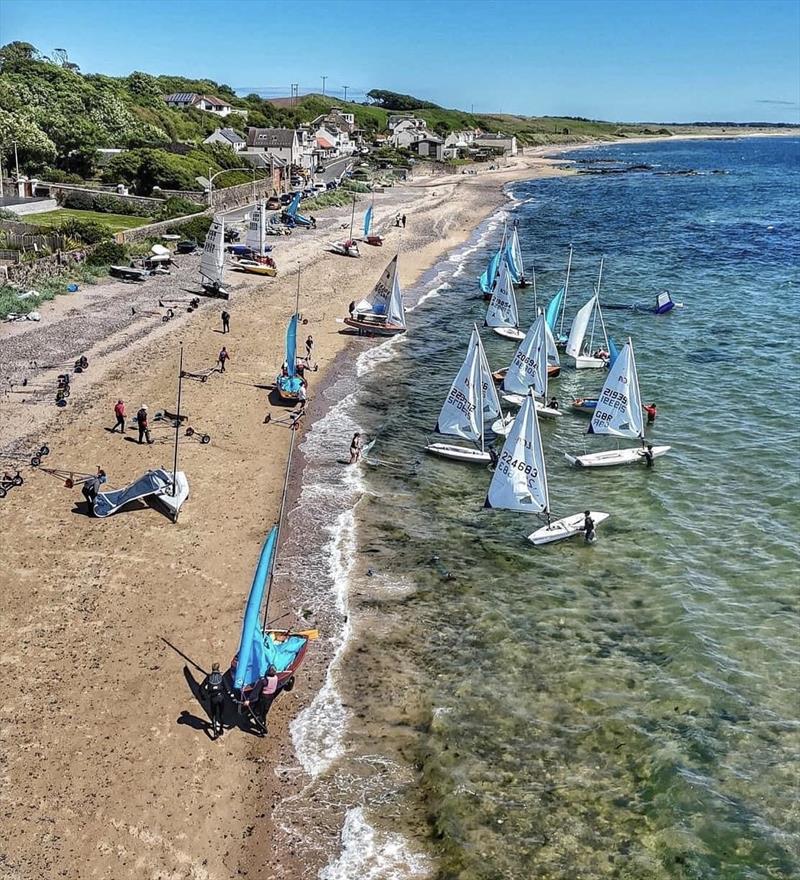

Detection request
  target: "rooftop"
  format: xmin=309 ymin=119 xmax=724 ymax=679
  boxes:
xmin=247 ymin=128 xmax=297 ymax=148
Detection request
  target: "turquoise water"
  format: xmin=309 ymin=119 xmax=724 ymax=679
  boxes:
xmin=296 ymin=138 xmax=800 ymax=879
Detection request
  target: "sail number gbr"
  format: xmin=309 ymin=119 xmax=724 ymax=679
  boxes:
xmin=498 ymin=449 xmax=538 ymax=479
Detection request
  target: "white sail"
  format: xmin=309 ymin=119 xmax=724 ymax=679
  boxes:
xmin=508 ymin=226 xmax=524 ymax=280
xmin=245 ymin=201 xmax=267 ymax=255
xmin=589 ymin=338 xmax=644 ymax=439
xmin=434 ymin=327 xmax=482 ymax=442
xmin=356 ymin=256 xmax=397 ymax=316
xmin=565 ymin=295 xmax=596 ymax=359
xmin=200 ymin=216 xmax=225 ymax=286
xmin=485 ymin=261 xmax=519 ymax=329
xmin=486 ymin=391 xmax=549 ymax=513
xmin=502 ymin=314 xmax=548 ymax=398
xmin=544 ymin=319 xmax=560 ymax=368
xmin=476 ymin=331 xmax=502 ymax=420
xmin=386 ymin=265 xmax=406 ymax=328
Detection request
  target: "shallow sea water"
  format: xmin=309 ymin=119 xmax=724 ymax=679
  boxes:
xmin=290 ymin=138 xmax=800 ymax=880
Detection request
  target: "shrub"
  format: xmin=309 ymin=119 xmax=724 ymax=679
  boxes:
xmin=158 ymin=196 xmax=203 ymax=221
xmin=59 ymin=218 xmax=108 ymax=244
xmin=62 ymin=190 xmax=95 ymax=210
xmin=168 ymin=215 xmax=211 ymax=242
xmin=42 ymin=168 xmax=85 ymax=184
xmin=86 ymin=240 xmax=127 ymax=266
xmin=0 ymin=207 xmax=19 ymax=220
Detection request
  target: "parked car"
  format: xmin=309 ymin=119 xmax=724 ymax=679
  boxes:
xmin=302 ymin=188 xmax=315 ymax=199
xmin=280 ymin=193 xmax=294 ymax=205
xmin=315 ymin=165 xmax=325 ymax=173
xmin=290 ymin=176 xmax=303 ymax=187
xmin=313 ymin=183 xmax=326 ymax=193
xmin=266 ymin=196 xmax=282 ymax=210
xmin=325 ymin=180 xmax=337 ymax=190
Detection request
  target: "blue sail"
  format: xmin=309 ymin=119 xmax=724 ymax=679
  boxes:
xmin=363 ymin=205 xmax=373 ymax=237
xmin=608 ymin=336 xmax=620 ymax=366
xmin=544 ymin=287 xmax=564 ymax=332
xmin=286 ymin=313 xmax=298 ymax=378
xmin=286 ymin=192 xmax=302 ymax=217
xmin=234 ymin=527 xmax=277 ymax=691
xmin=479 ymin=250 xmax=501 ymax=294
xmin=505 ymin=232 xmax=522 ymax=283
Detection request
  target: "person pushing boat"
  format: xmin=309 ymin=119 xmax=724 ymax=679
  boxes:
xmin=643 ymin=402 xmax=657 ymax=424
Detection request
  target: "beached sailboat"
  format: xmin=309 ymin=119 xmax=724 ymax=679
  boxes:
xmin=425 ymin=325 xmax=502 ymax=463
xmin=486 ymin=389 xmax=609 ymax=545
xmin=505 ymin=222 xmax=528 ymax=287
xmin=565 ymin=337 xmax=671 ymax=467
xmin=497 ymin=313 xmax=562 ymax=419
xmin=479 ymin=224 xmax=506 ymax=298
xmin=362 ymin=197 xmax=383 ymax=246
xmin=330 ymin=193 xmax=361 ymax=257
xmin=283 ymin=191 xmax=313 ymax=228
xmin=565 ymin=259 xmax=611 ymax=369
xmin=231 ymin=201 xmax=278 ymax=277
xmin=485 ymin=261 xmax=524 ymax=341
xmin=275 ymin=273 xmax=305 ymax=403
xmin=199 ymin=216 xmax=229 ymax=298
xmin=231 ymin=526 xmax=314 ymax=708
xmin=344 ymin=254 xmax=407 ymax=336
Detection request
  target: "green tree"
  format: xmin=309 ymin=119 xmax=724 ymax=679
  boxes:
xmin=0 ymin=108 xmax=57 ymax=170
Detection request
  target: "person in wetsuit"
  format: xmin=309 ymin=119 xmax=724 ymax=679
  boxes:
xmin=200 ymin=662 xmax=227 ymax=740
xmin=643 ymin=444 xmax=655 ymax=467
xmin=583 ymin=510 xmax=596 ymax=543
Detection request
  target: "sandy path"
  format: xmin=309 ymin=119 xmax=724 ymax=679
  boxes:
xmin=0 ymin=152 xmax=565 ymax=880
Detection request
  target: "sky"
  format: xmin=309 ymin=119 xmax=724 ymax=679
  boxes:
xmin=2 ymin=0 xmax=799 ymax=123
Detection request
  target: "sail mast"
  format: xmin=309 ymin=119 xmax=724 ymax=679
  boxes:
xmin=559 ymin=244 xmax=573 ymax=337
xmin=171 ymin=344 xmax=184 ymax=513
xmin=595 ymin=257 xmax=610 ymax=350
xmin=349 ymin=193 xmax=356 ymax=241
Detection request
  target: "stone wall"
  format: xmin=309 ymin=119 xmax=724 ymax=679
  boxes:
xmin=158 ymin=188 xmax=206 ymax=204
xmin=114 ymin=210 xmax=213 ymax=244
xmin=210 ymin=177 xmax=275 ymax=211
xmin=2 ymin=249 xmax=92 ymax=286
xmin=39 ymin=182 xmax=164 ymax=210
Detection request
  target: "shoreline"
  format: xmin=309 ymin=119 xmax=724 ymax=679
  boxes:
xmin=0 ymin=131 xmax=794 ymax=879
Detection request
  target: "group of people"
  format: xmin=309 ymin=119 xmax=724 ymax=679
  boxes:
xmin=110 ymin=400 xmax=156 ymax=445
xmin=199 ymin=662 xmax=280 ymax=740
xmin=394 ymin=213 xmax=407 ymax=228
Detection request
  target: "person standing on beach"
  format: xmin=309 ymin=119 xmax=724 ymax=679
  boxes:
xmin=305 ymin=335 xmax=314 ymax=360
xmin=244 ymin=666 xmax=279 ymax=732
xmin=349 ymin=432 xmax=363 ymax=464
xmin=112 ymin=399 xmax=126 ymax=433
xmin=218 ymin=347 xmax=230 ymax=372
xmin=199 ymin=662 xmax=227 ymax=740
xmin=401 ymin=214 xmax=407 ymax=228
xmin=136 ymin=406 xmax=153 ymax=444
xmin=221 ymin=310 xmax=230 ymax=334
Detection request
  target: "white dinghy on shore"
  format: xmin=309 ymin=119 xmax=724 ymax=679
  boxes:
xmin=565 ymin=337 xmax=671 ymax=467
xmin=425 ymin=325 xmax=503 ymax=463
xmin=485 ymin=389 xmax=608 ymax=545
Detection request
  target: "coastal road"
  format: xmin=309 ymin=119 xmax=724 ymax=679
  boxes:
xmin=222 ymin=155 xmax=355 ymax=222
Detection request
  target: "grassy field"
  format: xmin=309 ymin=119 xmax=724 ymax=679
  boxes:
xmin=24 ymin=209 xmax=153 ymax=232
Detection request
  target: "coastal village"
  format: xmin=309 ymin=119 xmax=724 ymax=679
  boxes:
xmin=1 ymin=26 xmax=797 ymax=880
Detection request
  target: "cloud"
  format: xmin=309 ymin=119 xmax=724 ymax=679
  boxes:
xmin=755 ymin=99 xmax=798 ymax=106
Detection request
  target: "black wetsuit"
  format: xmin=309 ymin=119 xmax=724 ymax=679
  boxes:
xmin=644 ymin=449 xmax=654 ymax=468
xmin=200 ymin=671 xmax=226 ymax=738
xmin=584 ymin=515 xmax=596 ymax=542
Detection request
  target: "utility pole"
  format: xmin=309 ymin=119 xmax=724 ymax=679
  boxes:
xmin=343 ymin=85 xmax=349 ymax=102
xmin=0 ymin=153 xmax=4 ymax=199
xmin=13 ymin=141 xmax=19 ymax=181
xmin=321 ymin=75 xmax=327 ymax=97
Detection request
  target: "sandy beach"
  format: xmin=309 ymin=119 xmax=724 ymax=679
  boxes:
xmin=0 ymin=148 xmax=569 ymax=879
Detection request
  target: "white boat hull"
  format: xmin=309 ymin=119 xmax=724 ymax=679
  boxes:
xmin=492 ymin=327 xmax=525 ymax=341
xmin=155 ymin=470 xmax=189 ymax=519
xmin=564 ymin=445 xmax=671 ymax=468
xmin=490 ymin=414 xmax=515 ymax=436
xmin=501 ymin=394 xmax=562 ymax=418
xmin=528 ymin=511 xmax=610 ymax=545
xmin=425 ymin=443 xmax=493 ymax=464
xmin=574 ymin=355 xmax=607 ymax=370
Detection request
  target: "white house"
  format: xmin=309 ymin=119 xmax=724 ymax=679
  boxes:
xmin=204 ymin=128 xmax=246 ymax=152
xmin=473 ymin=133 xmax=518 ymax=156
xmin=246 ymin=128 xmax=303 ymax=168
xmin=442 ymin=130 xmax=476 ymax=157
xmin=164 ymin=93 xmax=233 ymax=117
xmin=387 ymin=113 xmax=426 ymax=132
xmin=410 ymin=135 xmax=445 ymax=161
xmin=311 ymin=108 xmax=356 ymax=134
xmin=391 ymin=118 xmax=429 ymax=149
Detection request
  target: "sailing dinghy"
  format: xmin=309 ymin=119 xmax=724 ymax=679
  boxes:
xmin=330 ymin=193 xmax=361 ymax=257
xmin=425 ymin=326 xmax=503 ymax=463
xmin=363 ymin=199 xmax=383 ymax=246
xmin=486 ymin=390 xmax=609 ymax=545
xmin=232 ymin=201 xmax=277 ymax=276
xmin=485 ymin=261 xmax=524 ymax=341
xmin=343 ymin=255 xmax=407 ymax=336
xmin=479 ymin=224 xmax=506 ymax=298
xmin=497 ymin=314 xmax=562 ymax=420
xmin=505 ymin=223 xmax=528 ymax=287
xmin=199 ymin=216 xmax=229 ymax=298
xmin=565 ymin=260 xmax=611 ymax=369
xmin=565 ymin=337 xmax=671 ymax=467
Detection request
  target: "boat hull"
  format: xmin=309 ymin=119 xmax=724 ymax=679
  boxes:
xmin=343 ymin=317 xmax=406 ymax=337
xmin=570 ymin=398 xmax=598 ymax=415
xmin=492 ymin=326 xmax=526 ymax=341
xmin=565 ymin=445 xmax=671 ymax=468
xmin=493 ymin=364 xmax=559 ymax=384
xmin=501 ymin=394 xmax=562 ymax=418
xmin=490 ymin=414 xmax=515 ymax=436
xmin=155 ymin=470 xmax=189 ymax=520
xmin=425 ymin=443 xmax=493 ymax=463
xmin=528 ymin=511 xmax=610 ymax=545
xmin=574 ymin=355 xmax=607 ymax=369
